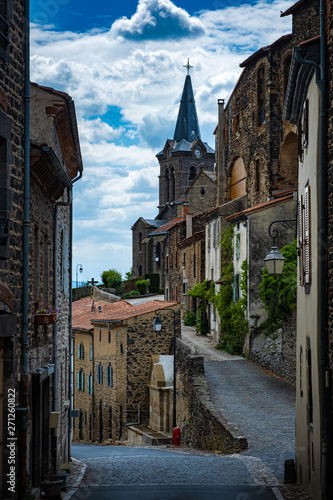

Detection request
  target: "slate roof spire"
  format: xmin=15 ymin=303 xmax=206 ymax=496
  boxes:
xmin=173 ymin=60 xmax=201 ymax=143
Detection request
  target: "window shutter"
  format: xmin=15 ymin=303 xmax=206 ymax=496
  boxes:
xmin=81 ymin=343 xmax=84 ymax=359
xmin=97 ymin=365 xmax=100 ymax=384
xmin=90 ymin=375 xmax=93 ymax=394
xmin=298 ymin=195 xmax=305 ymax=286
xmin=304 ymin=185 xmax=311 ymax=286
xmin=90 ymin=345 xmax=92 ymax=360
xmin=106 ymin=366 xmax=109 ymax=386
xmin=100 ymin=365 xmax=103 ymax=384
xmin=236 ymin=234 xmax=241 ymax=260
xmin=87 ymin=374 xmax=90 ymax=394
xmin=76 ymin=371 xmax=80 ymax=390
xmin=77 ymin=344 xmax=80 ymax=359
xmin=110 ymin=367 xmax=113 ymax=387
xmin=81 ymin=371 xmax=84 ymax=391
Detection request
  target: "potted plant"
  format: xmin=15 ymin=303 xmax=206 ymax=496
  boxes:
xmin=40 ymin=479 xmax=63 ymax=497
xmin=34 ymin=309 xmax=50 ymax=325
xmin=48 ymin=308 xmax=59 ymax=323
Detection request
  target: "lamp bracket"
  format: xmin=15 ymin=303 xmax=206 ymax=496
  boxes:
xmin=268 ymin=219 xmax=296 ymax=245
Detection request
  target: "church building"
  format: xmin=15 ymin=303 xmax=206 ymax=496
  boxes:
xmin=132 ymin=62 xmax=215 ymax=284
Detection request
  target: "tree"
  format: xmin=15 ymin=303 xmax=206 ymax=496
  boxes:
xmin=125 ymin=267 xmax=133 ymax=281
xmin=101 ymin=269 xmax=122 ymax=293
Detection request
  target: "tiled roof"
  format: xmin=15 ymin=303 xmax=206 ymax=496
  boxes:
xmin=150 ymin=217 xmax=184 ymax=235
xmin=177 ymin=230 xmax=205 ymax=249
xmin=72 ymin=297 xmax=133 ymax=330
xmin=72 ymin=297 xmax=178 ymax=330
xmin=225 ymin=193 xmax=294 ymax=221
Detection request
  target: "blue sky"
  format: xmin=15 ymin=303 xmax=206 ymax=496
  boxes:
xmin=30 ymin=0 xmax=293 ymax=284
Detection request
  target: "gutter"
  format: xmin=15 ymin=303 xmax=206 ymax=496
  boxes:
xmin=21 ymin=0 xmax=30 ymax=496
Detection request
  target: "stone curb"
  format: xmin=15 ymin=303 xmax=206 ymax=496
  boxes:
xmin=62 ymin=457 xmax=87 ymax=500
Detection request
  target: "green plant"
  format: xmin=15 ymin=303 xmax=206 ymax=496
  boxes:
xmin=159 ymin=288 xmax=164 ymax=295
xmin=125 ymin=267 xmax=133 ymax=281
xmin=101 ymin=269 xmax=123 ymax=293
xmin=187 ymin=280 xmax=214 ymax=334
xmin=123 ymin=290 xmax=141 ymax=298
xmin=214 ymin=226 xmax=248 ymax=355
xmin=136 ymin=279 xmax=149 ymax=295
xmin=183 ymin=311 xmax=196 ymax=326
xmin=259 ymin=239 xmax=297 ymax=335
xmin=35 ymin=309 xmax=47 ymax=315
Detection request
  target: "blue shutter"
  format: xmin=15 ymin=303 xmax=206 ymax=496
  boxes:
xmin=100 ymin=365 xmax=103 ymax=384
xmin=81 ymin=343 xmax=84 ymax=359
xmin=76 ymin=371 xmax=80 ymax=390
xmin=90 ymin=345 xmax=92 ymax=360
xmin=77 ymin=344 xmax=80 ymax=359
xmin=87 ymin=374 xmax=90 ymax=393
xmin=81 ymin=371 xmax=84 ymax=391
xmin=106 ymin=366 xmax=109 ymax=386
xmin=90 ymin=375 xmax=93 ymax=394
xmin=97 ymin=365 xmax=100 ymax=384
xmin=236 ymin=234 xmax=241 ymax=260
xmin=110 ymin=367 xmax=113 ymax=387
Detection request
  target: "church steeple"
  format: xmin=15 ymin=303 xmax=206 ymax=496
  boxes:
xmin=173 ymin=60 xmax=201 ymax=143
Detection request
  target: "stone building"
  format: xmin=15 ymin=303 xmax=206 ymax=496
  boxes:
xmin=0 ymin=19 xmax=83 ymax=497
xmin=72 ymin=298 xmax=180 ymax=443
xmin=132 ymin=66 xmax=215 ymax=284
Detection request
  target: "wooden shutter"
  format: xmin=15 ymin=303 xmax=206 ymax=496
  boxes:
xmin=90 ymin=345 xmax=92 ymax=360
xmin=87 ymin=374 xmax=90 ymax=394
xmin=81 ymin=370 xmax=84 ymax=391
xmin=90 ymin=375 xmax=93 ymax=394
xmin=298 ymin=195 xmax=305 ymax=286
xmin=106 ymin=366 xmax=109 ymax=386
xmin=109 ymin=366 xmax=113 ymax=387
xmin=77 ymin=344 xmax=80 ymax=359
xmin=76 ymin=371 xmax=80 ymax=390
xmin=97 ymin=365 xmax=100 ymax=384
xmin=304 ymin=185 xmax=311 ymax=285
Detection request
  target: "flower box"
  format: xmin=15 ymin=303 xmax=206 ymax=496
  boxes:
xmin=35 ymin=314 xmax=50 ymax=325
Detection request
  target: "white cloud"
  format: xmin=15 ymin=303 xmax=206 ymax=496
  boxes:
xmin=30 ymin=0 xmax=292 ymax=280
xmin=110 ymin=0 xmax=205 ymax=40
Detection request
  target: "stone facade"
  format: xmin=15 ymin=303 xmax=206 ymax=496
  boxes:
xmin=176 ymin=340 xmax=247 ymax=452
xmin=0 ymin=31 xmax=83 ymax=497
xmin=72 ymin=298 xmax=181 ymax=443
xmin=184 ymin=170 xmax=216 ymax=216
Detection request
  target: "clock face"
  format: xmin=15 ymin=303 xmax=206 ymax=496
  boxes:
xmin=194 ymin=149 xmax=201 ymax=158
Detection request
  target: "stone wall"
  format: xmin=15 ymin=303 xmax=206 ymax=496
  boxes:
xmin=249 ymin=312 xmax=296 ymax=386
xmin=176 ymin=340 xmax=247 ymax=453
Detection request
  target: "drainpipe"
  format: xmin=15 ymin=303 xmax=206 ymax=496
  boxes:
xmin=21 ymin=0 xmax=30 ymax=496
xmin=296 ymin=5 xmax=328 ymax=496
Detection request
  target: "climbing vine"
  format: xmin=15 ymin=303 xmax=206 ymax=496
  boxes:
xmin=187 ymin=225 xmax=248 ymax=355
xmin=214 ymin=225 xmax=248 ymax=355
xmin=258 ymin=239 xmax=297 ymax=335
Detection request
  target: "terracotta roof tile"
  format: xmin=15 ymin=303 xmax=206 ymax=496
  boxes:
xmin=72 ymin=297 xmax=179 ymax=330
xmin=151 ymin=218 xmax=184 ymax=234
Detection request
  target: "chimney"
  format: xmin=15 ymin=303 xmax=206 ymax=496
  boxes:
xmin=186 ymin=214 xmax=192 ymax=239
xmin=217 ymin=99 xmax=226 ymax=206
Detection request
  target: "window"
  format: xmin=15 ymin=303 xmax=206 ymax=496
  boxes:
xmin=165 ymin=168 xmax=170 ymax=202
xmin=233 ymin=274 xmax=240 ymax=302
xmin=255 ymin=159 xmax=261 ymax=192
xmin=193 ymin=254 xmax=196 ymax=278
xmin=207 ymin=227 xmax=211 ymax=250
xmin=230 ymin=157 xmax=246 ymax=200
xmin=183 ymin=281 xmax=188 ymax=294
xmin=108 ymin=330 xmax=111 ymax=343
xmin=182 ymin=252 xmax=186 ymax=268
xmin=77 ymin=369 xmax=84 ymax=391
xmin=298 ymin=185 xmax=311 ymax=291
xmin=170 ymin=167 xmax=175 ymax=201
xmin=106 ymin=364 xmax=113 ymax=387
xmin=138 ymin=232 xmax=142 ymax=252
xmin=189 ymin=166 xmax=196 ymax=183
xmin=155 ymin=242 xmax=161 ymax=268
xmin=87 ymin=371 xmax=93 ymax=394
xmin=236 ymin=233 xmax=241 ymax=260
xmin=0 ymin=0 xmax=10 ymax=55
xmin=97 ymin=364 xmax=103 ymax=384
xmin=77 ymin=342 xmax=84 ymax=359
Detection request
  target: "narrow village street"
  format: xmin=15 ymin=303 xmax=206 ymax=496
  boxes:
xmin=66 ymin=310 xmax=306 ymax=500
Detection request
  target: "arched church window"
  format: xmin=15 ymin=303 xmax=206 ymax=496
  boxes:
xmin=138 ymin=264 xmax=142 ymax=277
xmin=230 ymin=157 xmax=246 ymax=200
xmin=155 ymin=242 xmax=161 ymax=268
xmin=170 ymin=167 xmax=175 ymax=201
xmin=189 ymin=166 xmax=196 ymax=183
xmin=165 ymin=168 xmax=170 ymax=202
xmin=138 ymin=232 xmax=142 ymax=251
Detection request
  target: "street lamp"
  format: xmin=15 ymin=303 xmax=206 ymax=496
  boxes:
xmin=264 ymin=219 xmax=296 ymax=275
xmin=153 ymin=308 xmax=177 ymax=429
xmin=76 ymin=264 xmax=83 ymax=288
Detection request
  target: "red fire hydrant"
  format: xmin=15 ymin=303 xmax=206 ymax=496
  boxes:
xmin=173 ymin=426 xmax=181 ymax=446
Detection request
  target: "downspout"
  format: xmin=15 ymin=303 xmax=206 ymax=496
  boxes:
xmin=21 ymin=0 xmax=30 ymax=496
xmin=296 ymin=6 xmax=328 ymax=496
xmin=88 ymin=331 xmax=94 ymax=441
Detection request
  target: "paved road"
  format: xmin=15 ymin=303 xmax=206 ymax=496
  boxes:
xmin=181 ymin=325 xmax=296 ymax=483
xmin=71 ymin=444 xmax=281 ymax=500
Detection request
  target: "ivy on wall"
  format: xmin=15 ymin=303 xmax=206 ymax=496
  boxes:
xmin=258 ymin=239 xmax=297 ymax=335
xmin=187 ymin=225 xmax=248 ymax=354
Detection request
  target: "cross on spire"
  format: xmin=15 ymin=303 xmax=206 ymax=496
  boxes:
xmin=183 ymin=58 xmax=193 ymax=75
